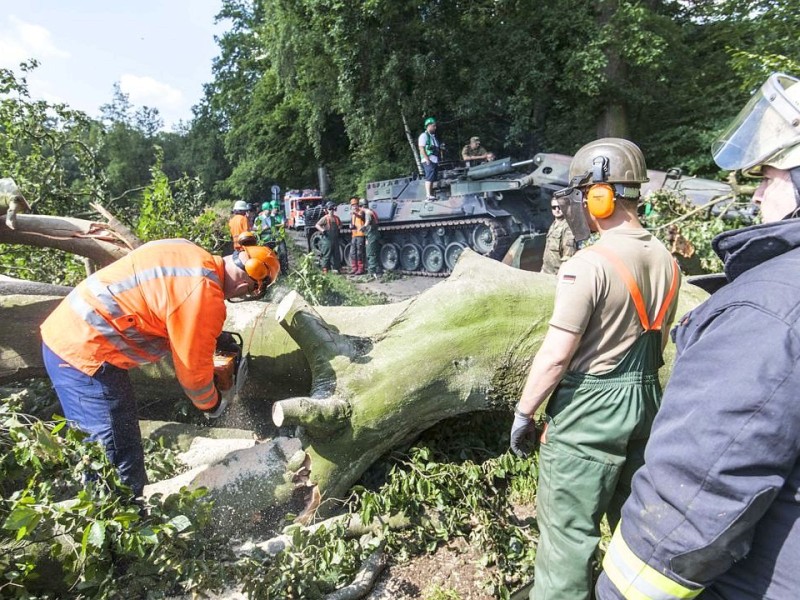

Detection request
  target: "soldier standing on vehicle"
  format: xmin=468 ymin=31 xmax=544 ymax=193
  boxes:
xmin=350 ymin=197 xmax=367 ymax=275
xmin=419 ymin=117 xmax=441 ymax=201
xmin=315 ymin=201 xmax=341 ymax=274
xmin=541 ymin=199 xmax=577 ymax=274
xmin=461 ymin=136 xmax=495 ymax=166
xmin=360 ymin=198 xmax=381 ymax=279
xmin=509 ymin=138 xmax=681 ymax=600
xmin=596 ymin=73 xmax=800 ymax=600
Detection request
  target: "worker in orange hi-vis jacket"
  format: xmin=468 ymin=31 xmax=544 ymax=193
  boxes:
xmin=40 ymin=239 xmax=280 ymax=497
xmin=229 ymin=199 xmax=251 ymax=251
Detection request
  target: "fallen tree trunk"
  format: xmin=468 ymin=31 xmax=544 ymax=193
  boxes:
xmin=0 ymin=250 xmax=708 ymax=530
xmin=0 ymin=214 xmax=134 ymax=266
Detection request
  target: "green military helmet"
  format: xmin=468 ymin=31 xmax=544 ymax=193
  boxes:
xmin=568 ymin=138 xmax=649 ymax=186
xmin=262 ymin=201 xmax=271 ymax=211
xmin=424 ymin=116 xmax=436 ymax=127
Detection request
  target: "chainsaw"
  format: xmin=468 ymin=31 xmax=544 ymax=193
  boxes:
xmin=213 ymin=331 xmax=249 ymax=402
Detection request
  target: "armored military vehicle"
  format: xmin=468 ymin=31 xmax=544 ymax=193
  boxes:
xmin=306 ymin=157 xmax=553 ymax=275
xmin=305 ymin=153 xmax=748 ymax=275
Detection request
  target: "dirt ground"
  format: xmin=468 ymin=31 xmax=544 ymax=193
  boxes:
xmin=366 ymin=538 xmax=497 ymax=600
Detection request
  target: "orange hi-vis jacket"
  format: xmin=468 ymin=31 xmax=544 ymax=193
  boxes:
xmin=351 ymin=211 xmax=365 ymax=237
xmin=40 ymin=239 xmax=226 ymax=411
xmin=229 ymin=214 xmax=250 ymax=250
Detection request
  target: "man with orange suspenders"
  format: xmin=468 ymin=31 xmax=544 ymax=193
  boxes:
xmin=349 ymin=197 xmax=366 ymax=275
xmin=40 ymin=239 xmax=280 ymax=497
xmin=509 ymin=138 xmax=681 ymax=599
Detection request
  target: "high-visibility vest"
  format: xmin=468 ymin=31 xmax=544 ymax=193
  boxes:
xmin=40 ymin=239 xmax=226 ymax=411
xmin=351 ymin=211 xmax=366 ymax=237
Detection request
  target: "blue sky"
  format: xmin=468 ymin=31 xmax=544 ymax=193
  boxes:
xmin=0 ymin=0 xmax=225 ymax=130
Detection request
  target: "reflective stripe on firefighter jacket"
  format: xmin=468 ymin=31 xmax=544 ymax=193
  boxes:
xmin=40 ymin=239 xmax=226 ymax=411
xmin=596 ymin=219 xmax=800 ymax=600
xmin=229 ymin=214 xmax=249 ymax=250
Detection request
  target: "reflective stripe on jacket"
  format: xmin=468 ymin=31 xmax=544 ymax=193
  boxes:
xmin=40 ymin=239 xmax=226 ymax=410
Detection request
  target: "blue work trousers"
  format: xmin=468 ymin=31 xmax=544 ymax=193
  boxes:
xmin=42 ymin=342 xmax=146 ymax=496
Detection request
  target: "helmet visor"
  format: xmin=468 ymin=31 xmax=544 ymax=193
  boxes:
xmin=712 ymin=73 xmax=800 ymax=171
xmin=553 ymin=186 xmax=592 ymax=244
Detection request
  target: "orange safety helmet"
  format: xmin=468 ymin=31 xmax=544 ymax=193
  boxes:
xmin=233 ymin=245 xmax=280 ymax=289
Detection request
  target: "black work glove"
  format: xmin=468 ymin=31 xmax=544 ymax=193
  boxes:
xmin=510 ymin=409 xmax=537 ymax=458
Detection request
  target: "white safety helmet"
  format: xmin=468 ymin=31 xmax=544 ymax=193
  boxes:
xmin=233 ymin=200 xmax=250 ymax=212
xmin=712 ymin=73 xmax=800 ymax=176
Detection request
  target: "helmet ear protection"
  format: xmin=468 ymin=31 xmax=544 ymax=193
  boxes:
xmin=586 ymin=184 xmax=616 ymax=219
xmin=584 ymin=155 xmax=616 ymax=219
xmin=233 ymin=248 xmax=272 ymax=287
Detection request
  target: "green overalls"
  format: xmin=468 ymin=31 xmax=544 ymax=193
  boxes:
xmin=364 ymin=208 xmax=381 ymax=275
xmin=319 ymin=213 xmax=340 ymax=272
xmin=532 ymin=246 xmax=679 ymax=600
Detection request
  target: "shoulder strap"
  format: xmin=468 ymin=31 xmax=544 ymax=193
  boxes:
xmin=586 ymin=245 xmax=679 ymax=332
xmin=652 ymin=259 xmax=680 ymax=330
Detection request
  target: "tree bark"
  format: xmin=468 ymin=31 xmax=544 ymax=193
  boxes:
xmin=0 ymin=214 xmax=134 ymax=266
xmin=0 ymin=250 xmax=708 ymax=531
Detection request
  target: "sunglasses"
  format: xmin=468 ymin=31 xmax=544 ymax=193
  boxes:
xmin=551 ymin=205 xmax=561 ymax=210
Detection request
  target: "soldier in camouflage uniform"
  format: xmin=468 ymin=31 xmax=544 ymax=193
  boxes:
xmin=461 ymin=136 xmax=495 ymax=166
xmin=541 ymin=200 xmax=576 ymax=274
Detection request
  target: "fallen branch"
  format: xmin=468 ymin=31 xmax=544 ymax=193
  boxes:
xmin=323 ymin=546 xmax=387 ymax=600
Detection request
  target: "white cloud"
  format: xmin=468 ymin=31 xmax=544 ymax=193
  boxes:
xmin=119 ymin=74 xmax=184 ymax=111
xmin=0 ymin=15 xmax=70 ymax=67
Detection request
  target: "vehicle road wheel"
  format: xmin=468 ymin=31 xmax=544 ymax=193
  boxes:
xmin=380 ymin=243 xmax=400 ymax=271
xmin=422 ymin=244 xmax=444 ymax=273
xmin=343 ymin=242 xmax=354 ymax=271
xmin=400 ymin=243 xmax=422 ymax=271
xmin=471 ymin=223 xmax=495 ymax=255
xmin=444 ymin=242 xmax=466 ymax=271
xmin=309 ymin=231 xmax=325 ymax=258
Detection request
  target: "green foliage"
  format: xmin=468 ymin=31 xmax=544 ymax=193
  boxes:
xmin=0 ymin=393 xmax=232 ymax=599
xmin=642 ymin=188 xmax=751 ymax=273
xmin=424 ymin=586 xmax=463 ymax=600
xmin=239 ymin=521 xmax=381 ymax=599
xmin=355 ymin=446 xmax=537 ymax=597
xmin=134 ymin=146 xmax=224 ymax=252
xmin=0 ymin=62 xmax=111 ymax=285
xmin=284 ymin=251 xmax=385 ymax=306
xmin=234 ymin=413 xmax=537 ymax=599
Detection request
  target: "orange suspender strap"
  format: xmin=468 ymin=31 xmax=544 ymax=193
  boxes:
xmin=652 ymin=258 xmax=680 ymax=331
xmin=586 ymin=245 xmax=679 ymax=332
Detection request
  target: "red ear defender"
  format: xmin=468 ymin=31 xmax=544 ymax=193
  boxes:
xmin=586 ymin=184 xmax=616 ymax=219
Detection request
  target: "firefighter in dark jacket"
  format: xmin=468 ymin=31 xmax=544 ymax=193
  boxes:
xmin=597 ymin=72 xmax=800 ymax=600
